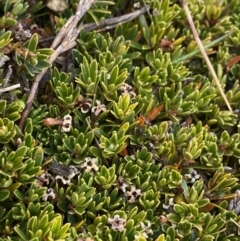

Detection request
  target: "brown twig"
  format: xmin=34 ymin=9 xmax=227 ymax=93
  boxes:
xmin=38 ymin=6 xmax=148 ymax=43
xmin=181 ymin=0 xmax=232 ymax=112
xmin=18 ymin=0 xmax=96 ymax=131
xmin=83 ymin=6 xmax=148 ymax=32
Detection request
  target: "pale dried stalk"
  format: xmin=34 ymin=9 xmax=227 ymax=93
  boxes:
xmin=83 ymin=7 xmax=148 ymax=32
xmin=0 ymin=83 xmax=20 ymax=93
xmin=18 ymin=0 xmax=96 ymax=131
xmin=182 ymin=0 xmax=232 ymax=112
xmin=230 ymin=218 xmax=240 ymax=229
xmin=39 ymin=7 xmax=148 ymax=43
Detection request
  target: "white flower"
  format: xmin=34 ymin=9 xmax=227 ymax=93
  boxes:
xmin=68 ymin=165 xmax=79 ymax=179
xmin=117 ymin=176 xmax=129 ymax=192
xmin=125 ymin=185 xmax=141 ymax=203
xmin=120 ymin=83 xmax=132 ymax=92
xmin=108 ymin=215 xmax=126 ymax=232
xmin=119 ymin=83 xmax=136 ymax=99
xmin=42 ymin=188 xmax=56 ymax=201
xmin=140 ymin=220 xmax=153 ymax=238
xmin=163 ymin=197 xmax=174 ymax=210
xmin=134 ymin=221 xmax=153 ymax=239
xmin=133 ymin=2 xmax=141 ymax=8
xmin=185 ymin=168 xmax=200 ymax=183
xmin=79 ymin=157 xmax=98 ymax=173
xmin=80 ymin=98 xmax=92 ymax=113
xmin=91 ymin=100 xmax=106 ymax=116
xmin=55 ymin=175 xmax=71 ymax=185
xmin=61 ymin=114 xmax=72 ymax=132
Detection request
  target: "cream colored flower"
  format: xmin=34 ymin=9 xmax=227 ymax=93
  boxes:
xmin=108 ymin=215 xmax=126 ymax=232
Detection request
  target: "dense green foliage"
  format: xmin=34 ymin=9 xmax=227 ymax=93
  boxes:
xmin=1 ymin=0 xmax=240 ymax=240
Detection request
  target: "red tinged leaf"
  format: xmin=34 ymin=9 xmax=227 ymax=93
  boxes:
xmin=136 ymin=115 xmax=145 ymax=126
xmin=225 ymin=55 xmax=240 ymax=71
xmin=146 ymin=104 xmax=163 ymax=121
xmin=136 ymin=105 xmax=164 ymax=126
xmin=199 ymin=202 xmax=214 ymax=212
xmin=118 ymin=146 xmax=128 ymax=157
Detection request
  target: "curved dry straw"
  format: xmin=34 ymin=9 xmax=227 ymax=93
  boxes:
xmin=182 ymin=0 xmax=232 ymax=112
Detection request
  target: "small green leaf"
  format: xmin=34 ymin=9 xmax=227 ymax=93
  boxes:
xmin=0 ymin=100 xmax=6 ymax=113
xmin=0 ymin=189 xmax=10 ymax=201
xmin=28 ymin=33 xmax=38 ymax=51
xmin=155 ymin=234 xmax=165 ymax=241
xmin=139 ymin=15 xmax=150 ymax=45
xmin=0 ymin=31 xmax=12 ymax=48
xmin=14 ymin=189 xmax=24 ymax=200
xmin=33 ymin=147 xmax=43 ymax=166
xmin=14 ymin=226 xmax=28 ymax=240
xmin=58 ymin=223 xmax=71 ymax=239
xmin=5 ymin=17 xmax=18 ymax=27
xmin=14 ymin=146 xmax=27 ymax=161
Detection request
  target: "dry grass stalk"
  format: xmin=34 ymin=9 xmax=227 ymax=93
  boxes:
xmin=182 ymin=0 xmax=232 ymax=112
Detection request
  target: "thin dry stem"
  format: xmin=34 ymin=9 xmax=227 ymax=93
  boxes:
xmin=83 ymin=7 xmax=148 ymax=32
xmin=230 ymin=218 xmax=240 ymax=229
xmin=38 ymin=7 xmax=148 ymax=43
xmin=0 ymin=83 xmax=20 ymax=93
xmin=182 ymin=0 xmax=232 ymax=112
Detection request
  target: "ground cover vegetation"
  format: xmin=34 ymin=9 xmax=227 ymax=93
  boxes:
xmin=1 ymin=0 xmax=240 ymax=240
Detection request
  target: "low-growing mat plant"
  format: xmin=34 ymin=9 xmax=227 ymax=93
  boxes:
xmin=1 ymin=0 xmax=240 ymax=240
